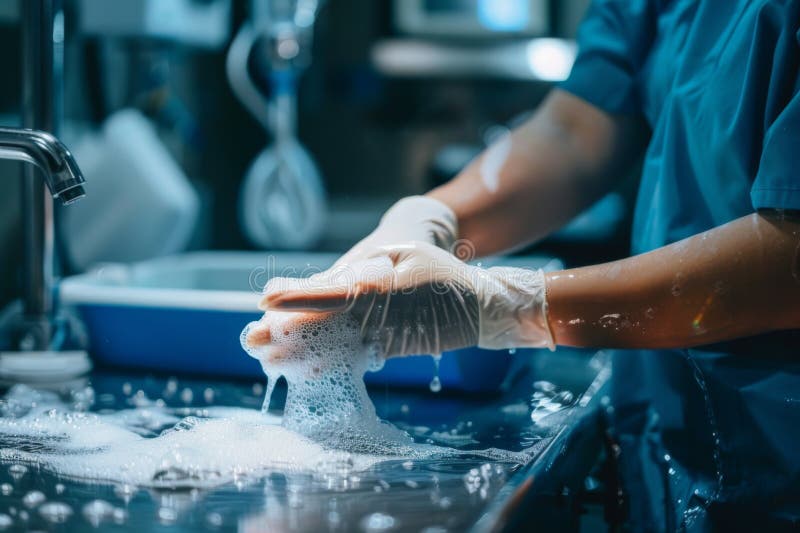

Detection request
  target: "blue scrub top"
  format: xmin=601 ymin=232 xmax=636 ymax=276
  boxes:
xmin=559 ymin=0 xmax=800 ymax=529
xmin=562 ymin=0 xmax=800 ymax=252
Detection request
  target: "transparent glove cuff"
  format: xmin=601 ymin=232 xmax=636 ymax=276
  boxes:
xmin=474 ymin=266 xmax=555 ymax=351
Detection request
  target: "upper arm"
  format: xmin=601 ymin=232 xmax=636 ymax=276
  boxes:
xmin=541 ymin=89 xmax=649 ymax=190
xmin=544 ymin=0 xmax=658 ymax=188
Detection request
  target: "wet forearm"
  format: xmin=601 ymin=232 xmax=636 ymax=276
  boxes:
xmin=428 ymin=89 xmax=646 ymax=257
xmin=546 ymin=212 xmax=800 ymax=348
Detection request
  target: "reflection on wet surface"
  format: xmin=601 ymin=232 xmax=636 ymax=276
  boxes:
xmin=0 ymin=350 xmax=600 ymax=532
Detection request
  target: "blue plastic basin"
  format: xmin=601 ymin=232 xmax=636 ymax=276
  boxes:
xmin=60 ymin=252 xmax=559 ymax=392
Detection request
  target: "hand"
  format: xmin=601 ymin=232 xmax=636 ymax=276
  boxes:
xmin=244 ymin=311 xmax=335 ymax=366
xmin=258 ymin=242 xmax=555 ymax=359
xmin=334 ymin=196 xmax=459 ymax=267
xmin=243 ymin=310 xmax=382 ymax=380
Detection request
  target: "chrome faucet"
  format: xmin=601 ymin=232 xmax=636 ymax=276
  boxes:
xmin=0 ymin=0 xmax=86 ymax=357
xmin=0 ymin=128 xmax=85 ymax=205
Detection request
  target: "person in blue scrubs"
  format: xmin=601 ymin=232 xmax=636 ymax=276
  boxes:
xmin=248 ymin=0 xmax=800 ymax=529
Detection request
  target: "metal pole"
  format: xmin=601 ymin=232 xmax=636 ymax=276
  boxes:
xmin=20 ymin=0 xmax=57 ymax=351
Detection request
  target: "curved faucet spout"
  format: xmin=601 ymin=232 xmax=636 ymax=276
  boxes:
xmin=0 ymin=127 xmax=86 ymax=205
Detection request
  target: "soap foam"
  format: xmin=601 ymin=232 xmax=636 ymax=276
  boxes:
xmin=242 ymin=311 xmax=433 ymax=456
xmin=0 ymin=310 xmax=536 ymax=490
xmin=0 ymin=387 xmax=381 ymax=488
xmin=240 ymin=310 xmax=534 ymax=463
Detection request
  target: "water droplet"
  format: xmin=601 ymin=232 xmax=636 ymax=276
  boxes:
xmin=113 ymin=484 xmax=136 ymax=503
xmin=360 ymin=512 xmax=396 ymax=532
xmin=0 ymin=484 xmax=12 ymax=496
xmin=164 ymin=378 xmax=179 ymax=396
xmin=683 ymin=354 xmax=724 ymax=497
xmin=112 ymin=508 xmax=128 ymax=524
xmin=158 ymin=506 xmax=178 ymax=524
xmin=439 ymin=497 xmax=452 ymax=510
xmin=252 ymin=383 xmax=264 ymax=396
xmin=203 ymin=388 xmax=215 ymax=403
xmin=22 ymin=491 xmax=46 ymax=508
xmin=287 ymin=487 xmax=304 ymax=508
xmin=0 ymin=514 xmax=11 ymax=530
xmin=54 ymin=483 xmax=65 ymax=495
xmin=402 ymin=460 xmax=414 ymax=470
xmin=180 ymin=388 xmax=193 ymax=405
xmin=404 ymin=480 xmax=419 ymax=489
xmin=508 ymin=348 xmax=517 ymax=355
xmin=130 ymin=390 xmax=149 ymax=407
xmin=463 ymin=468 xmax=481 ymax=494
xmin=122 ymin=382 xmax=132 ymax=395
xmin=8 ymin=464 xmax=27 ymax=481
xmin=39 ymin=502 xmax=73 ymax=524
xmin=206 ymin=512 xmax=223 ymax=527
xmin=82 ymin=500 xmax=114 ymax=527
xmin=429 ymin=354 xmax=443 ymax=393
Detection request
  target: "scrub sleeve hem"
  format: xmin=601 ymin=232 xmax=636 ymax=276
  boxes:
xmin=751 ymin=188 xmax=800 ymax=211
xmin=558 ymin=55 xmax=641 ymax=116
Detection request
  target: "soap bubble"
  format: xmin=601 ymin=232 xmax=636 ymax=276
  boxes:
xmin=8 ymin=464 xmax=27 ymax=481
xmin=22 ymin=491 xmax=46 ymax=508
xmin=360 ymin=512 xmax=397 ymax=532
xmin=82 ymin=500 xmax=114 ymax=527
xmin=39 ymin=502 xmax=73 ymax=524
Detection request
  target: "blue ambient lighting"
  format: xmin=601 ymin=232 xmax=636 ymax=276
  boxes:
xmin=477 ymin=0 xmax=529 ymax=32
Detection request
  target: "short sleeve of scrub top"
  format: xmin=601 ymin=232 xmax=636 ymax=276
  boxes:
xmin=558 ymin=0 xmax=658 ymax=115
xmin=751 ymin=87 xmax=800 ymax=210
xmin=559 ymin=0 xmax=800 ymax=255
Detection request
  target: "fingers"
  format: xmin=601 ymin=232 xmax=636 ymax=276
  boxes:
xmin=243 ymin=312 xmax=335 ymax=365
xmin=260 ymin=285 xmax=352 ymax=312
xmin=245 ymin=323 xmax=272 ymax=346
xmin=260 ymin=257 xmax=396 ymax=312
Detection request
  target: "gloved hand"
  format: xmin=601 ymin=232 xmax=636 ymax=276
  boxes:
xmin=334 ymin=196 xmax=460 ymax=267
xmin=248 ymin=242 xmax=555 ymax=359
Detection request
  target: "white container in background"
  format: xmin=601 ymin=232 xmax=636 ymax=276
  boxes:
xmin=63 ymin=109 xmax=199 ymax=272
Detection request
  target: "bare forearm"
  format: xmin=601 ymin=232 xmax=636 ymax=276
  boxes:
xmin=546 ymin=212 xmax=800 ymax=348
xmin=428 ymin=90 xmax=647 ymax=256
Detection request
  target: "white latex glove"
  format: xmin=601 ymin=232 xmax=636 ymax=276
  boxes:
xmin=249 ymin=242 xmax=555 ymax=359
xmin=336 ymin=196 xmax=460 ymax=266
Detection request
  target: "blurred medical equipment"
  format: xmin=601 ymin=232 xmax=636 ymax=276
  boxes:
xmin=228 ymin=0 xmax=327 ymax=250
xmin=0 ymin=0 xmax=91 ymax=381
xmin=62 ymin=109 xmax=200 ymax=271
xmin=394 ymin=0 xmax=549 ymax=37
xmin=373 ymin=38 xmax=576 ymax=82
xmin=374 ymin=0 xmax=575 ymax=82
xmin=79 ymin=0 xmax=231 ymax=49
